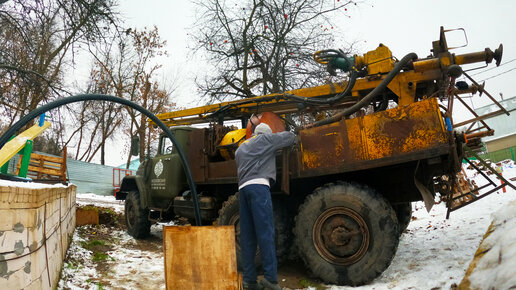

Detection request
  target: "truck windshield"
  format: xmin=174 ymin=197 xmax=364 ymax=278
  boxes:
xmin=160 ymin=136 xmax=173 ymax=155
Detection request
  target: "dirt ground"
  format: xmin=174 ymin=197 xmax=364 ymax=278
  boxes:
xmin=66 ymin=206 xmax=324 ymax=289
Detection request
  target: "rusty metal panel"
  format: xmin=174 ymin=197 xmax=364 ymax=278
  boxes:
xmin=299 ymin=98 xmax=447 ymax=172
xmin=207 ymin=160 xmax=237 ymax=182
xmin=186 ymin=129 xmax=207 ymax=183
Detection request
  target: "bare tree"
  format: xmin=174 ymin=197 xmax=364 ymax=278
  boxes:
xmin=191 ymin=0 xmax=359 ymax=101
xmin=88 ymin=26 xmax=176 ymax=167
xmin=0 ymin=0 xmax=119 ymax=127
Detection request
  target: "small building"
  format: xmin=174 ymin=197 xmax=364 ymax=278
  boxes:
xmin=475 ymin=96 xmax=516 ymax=161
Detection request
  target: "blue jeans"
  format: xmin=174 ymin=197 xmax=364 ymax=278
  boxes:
xmin=239 ymin=184 xmax=277 ymax=284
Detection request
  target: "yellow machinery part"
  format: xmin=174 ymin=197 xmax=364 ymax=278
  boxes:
xmin=355 ymin=44 xmax=395 ymax=75
xmin=152 ymin=33 xmax=500 ymax=127
xmin=219 ymin=128 xmax=247 ymax=160
xmin=0 ymin=121 xmax=51 ymax=168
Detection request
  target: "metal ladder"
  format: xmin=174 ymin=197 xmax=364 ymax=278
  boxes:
xmin=446 ymin=145 xmax=516 ymax=218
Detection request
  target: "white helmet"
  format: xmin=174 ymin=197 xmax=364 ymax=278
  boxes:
xmin=254 ymin=123 xmax=272 ymax=135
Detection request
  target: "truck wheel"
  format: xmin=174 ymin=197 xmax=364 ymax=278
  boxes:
xmin=293 ymin=182 xmax=399 ymax=286
xmin=125 ymin=191 xmax=151 ymax=239
xmin=393 ymin=202 xmax=412 ymax=234
xmin=216 ymin=193 xmax=291 ymax=269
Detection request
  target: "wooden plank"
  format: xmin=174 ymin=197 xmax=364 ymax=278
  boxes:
xmin=28 ymin=162 xmax=61 ymax=170
xmin=29 ymin=153 xmax=64 ymax=164
xmin=163 ymin=226 xmax=238 ymax=290
xmin=25 ymin=165 xmax=62 ymax=176
xmin=28 ymin=160 xmax=61 ymax=167
xmin=0 ymin=121 xmax=51 ymax=168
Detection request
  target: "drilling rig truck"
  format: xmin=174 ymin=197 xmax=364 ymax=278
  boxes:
xmin=117 ymin=27 xmax=511 ymax=286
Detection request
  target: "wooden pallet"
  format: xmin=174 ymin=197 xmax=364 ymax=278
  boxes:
xmin=17 ymin=147 xmax=67 ymax=183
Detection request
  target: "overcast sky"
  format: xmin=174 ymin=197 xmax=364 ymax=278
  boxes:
xmin=100 ymin=0 xmax=516 ymax=166
xmin=119 ymin=0 xmax=516 ymax=105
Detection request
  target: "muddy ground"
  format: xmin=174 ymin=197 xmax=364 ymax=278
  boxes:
xmin=62 ymin=206 xmax=324 ymax=289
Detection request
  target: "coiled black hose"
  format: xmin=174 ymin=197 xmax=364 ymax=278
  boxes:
xmin=0 ymin=94 xmax=203 ymax=226
xmin=283 ymin=69 xmax=358 ymax=105
xmin=305 ymin=52 xmax=418 ymax=129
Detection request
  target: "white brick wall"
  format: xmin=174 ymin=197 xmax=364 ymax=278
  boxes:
xmin=0 ymin=184 xmax=76 ymax=289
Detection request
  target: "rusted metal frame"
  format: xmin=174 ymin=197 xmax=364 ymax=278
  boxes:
xmin=465 ymin=125 xmax=486 ymax=134
xmin=294 ymin=145 xmax=451 ymax=179
xmin=445 ymin=173 xmax=458 ymax=219
xmin=472 ymin=183 xmax=493 ymax=192
xmin=466 ymin=118 xmax=476 ymax=133
xmin=463 ymin=157 xmax=497 ymax=187
xmin=462 ymin=71 xmax=509 ymax=115
xmin=447 ymin=93 xmax=454 ymax=124
xmin=464 ymin=146 xmax=516 ymax=190
xmin=450 ymin=183 xmax=491 ymax=201
xmin=453 ymin=93 xmax=492 ymax=132
xmin=465 ymin=130 xmax=495 ymax=140
xmin=445 ymin=130 xmax=461 ymax=219
xmin=449 ymin=184 xmax=507 ymax=212
xmin=453 ymin=109 xmax=508 ymax=128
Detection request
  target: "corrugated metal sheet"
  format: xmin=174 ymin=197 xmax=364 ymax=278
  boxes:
xmin=67 ymin=158 xmax=127 ymax=196
xmin=3 ymin=152 xmax=131 ymax=196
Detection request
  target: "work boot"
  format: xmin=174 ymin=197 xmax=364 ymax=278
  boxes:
xmin=259 ymin=278 xmax=281 ymax=290
xmin=243 ymin=281 xmax=264 ymax=290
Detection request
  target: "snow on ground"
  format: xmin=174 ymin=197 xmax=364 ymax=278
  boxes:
xmin=55 ymin=161 xmax=516 ymax=289
xmin=0 ymin=178 xmax=69 ymax=188
xmin=106 ymin=239 xmax=165 ymax=289
xmin=58 ymin=230 xmax=100 ymax=289
xmin=466 ymin=199 xmax=516 ymax=289
xmin=59 ymin=224 xmax=166 ymax=290
xmin=77 ymin=193 xmax=125 ymax=212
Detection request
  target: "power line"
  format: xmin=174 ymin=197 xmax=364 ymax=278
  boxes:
xmin=469 ymin=58 xmax=516 ymax=76
xmin=479 ymin=66 xmax=516 ymax=82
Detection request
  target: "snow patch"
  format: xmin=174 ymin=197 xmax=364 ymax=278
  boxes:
xmin=466 ymin=199 xmax=516 ymax=289
xmin=0 ymin=179 xmax=69 ymax=189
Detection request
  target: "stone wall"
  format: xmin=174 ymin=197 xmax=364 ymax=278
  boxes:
xmin=0 ymin=182 xmax=76 ymax=289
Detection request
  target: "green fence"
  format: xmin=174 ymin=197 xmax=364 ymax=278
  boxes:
xmin=478 ymin=146 xmax=516 ymax=163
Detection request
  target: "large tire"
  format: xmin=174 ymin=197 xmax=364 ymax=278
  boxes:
xmin=216 ymin=193 xmax=292 ymax=269
xmin=393 ymin=202 xmax=412 ymax=234
xmin=125 ymin=191 xmax=151 ymax=239
xmin=293 ymin=182 xmax=399 ymax=286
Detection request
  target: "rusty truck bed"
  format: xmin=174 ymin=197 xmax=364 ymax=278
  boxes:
xmin=292 ymin=97 xmax=450 ymax=179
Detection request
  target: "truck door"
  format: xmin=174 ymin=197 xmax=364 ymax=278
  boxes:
xmin=150 ymin=135 xmax=186 ymax=202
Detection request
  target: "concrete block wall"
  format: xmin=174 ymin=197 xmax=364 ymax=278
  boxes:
xmin=0 ymin=183 xmax=76 ymax=289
